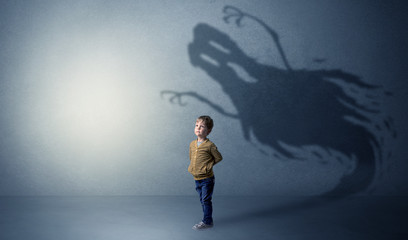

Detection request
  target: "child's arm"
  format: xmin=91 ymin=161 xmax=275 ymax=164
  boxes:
xmin=189 ymin=142 xmax=193 ymax=161
xmin=211 ymin=144 xmax=223 ymax=165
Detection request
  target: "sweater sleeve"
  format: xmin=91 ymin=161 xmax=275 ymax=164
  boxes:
xmin=211 ymin=144 xmax=223 ymax=164
xmin=189 ymin=141 xmax=193 ymax=161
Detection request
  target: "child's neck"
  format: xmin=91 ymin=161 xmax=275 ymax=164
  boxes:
xmin=197 ymin=137 xmax=207 ymax=142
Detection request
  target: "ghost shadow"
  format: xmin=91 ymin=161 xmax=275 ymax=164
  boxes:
xmin=162 ymin=6 xmax=394 ymax=197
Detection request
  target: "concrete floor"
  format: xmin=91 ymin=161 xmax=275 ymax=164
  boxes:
xmin=0 ymin=196 xmax=407 ymax=240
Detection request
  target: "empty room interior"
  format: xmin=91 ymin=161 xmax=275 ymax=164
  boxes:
xmin=0 ymin=1 xmax=407 ymax=239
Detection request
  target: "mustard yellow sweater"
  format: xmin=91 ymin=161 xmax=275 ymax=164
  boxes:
xmin=188 ymin=138 xmax=223 ymax=180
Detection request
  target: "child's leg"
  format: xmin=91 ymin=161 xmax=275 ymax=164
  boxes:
xmin=195 ymin=181 xmax=204 ymax=212
xmin=195 ymin=177 xmax=215 ymax=225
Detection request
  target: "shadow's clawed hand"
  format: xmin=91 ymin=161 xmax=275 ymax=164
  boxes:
xmin=160 ymin=91 xmax=189 ymax=106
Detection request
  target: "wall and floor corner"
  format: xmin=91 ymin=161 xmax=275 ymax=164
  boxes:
xmin=0 ymin=1 xmax=407 ymax=239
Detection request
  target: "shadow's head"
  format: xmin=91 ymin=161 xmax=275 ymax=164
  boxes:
xmin=188 ymin=23 xmax=257 ymax=89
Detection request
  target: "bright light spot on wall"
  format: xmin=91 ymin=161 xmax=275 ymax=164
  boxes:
xmin=21 ymin=26 xmax=143 ymax=164
xmin=53 ymin=52 xmax=134 ymax=151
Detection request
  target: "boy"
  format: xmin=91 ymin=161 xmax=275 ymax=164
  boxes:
xmin=189 ymin=115 xmax=223 ymax=230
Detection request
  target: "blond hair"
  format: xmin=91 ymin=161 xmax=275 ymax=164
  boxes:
xmin=196 ymin=115 xmax=214 ymax=132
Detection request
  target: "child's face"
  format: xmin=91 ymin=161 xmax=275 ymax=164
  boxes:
xmin=195 ymin=120 xmax=210 ymax=139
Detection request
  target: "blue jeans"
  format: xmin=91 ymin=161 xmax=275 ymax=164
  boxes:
xmin=195 ymin=176 xmax=215 ymax=225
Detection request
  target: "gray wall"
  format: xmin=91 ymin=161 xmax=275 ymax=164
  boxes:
xmin=0 ymin=0 xmax=406 ymax=196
